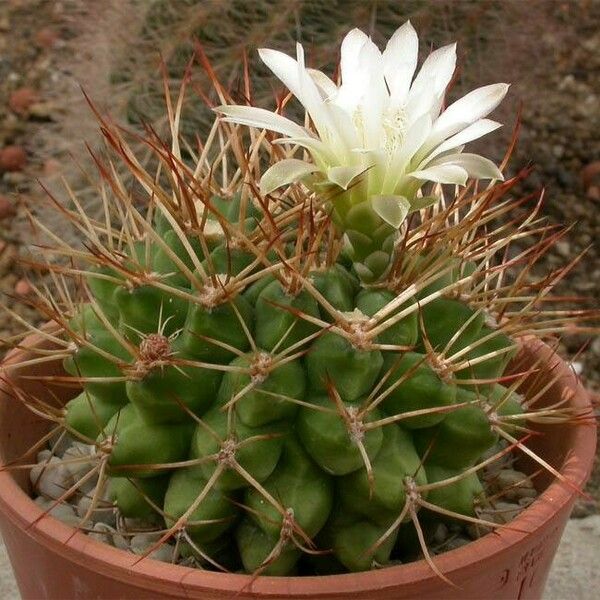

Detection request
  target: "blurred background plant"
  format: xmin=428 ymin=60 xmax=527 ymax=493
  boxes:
xmin=0 ymin=0 xmax=598 ymax=505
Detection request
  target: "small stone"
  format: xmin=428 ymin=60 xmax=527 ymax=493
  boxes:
xmin=555 ymin=241 xmax=571 ymax=258
xmin=88 ymin=522 xmax=114 ymax=544
xmin=466 ymin=523 xmax=487 ymax=540
xmin=15 ymin=279 xmax=33 ymax=297
xmin=62 ymin=442 xmax=96 ymax=481
xmin=34 ymin=27 xmax=59 ymax=49
xmin=130 ymin=532 xmax=161 ymax=555
xmin=490 ymin=469 xmax=538 ymax=501
xmin=93 ymin=523 xmax=130 ymax=550
xmin=571 ymin=499 xmax=599 ymax=519
xmin=30 ymin=456 xmax=74 ymax=500
xmin=43 ymin=158 xmax=62 ymax=177
xmin=480 ymin=501 xmax=523 ymax=524
xmin=48 ymin=429 xmax=75 ymax=457
xmin=76 ymin=495 xmax=116 ymax=527
xmin=36 ymin=449 xmax=52 ymax=463
xmin=0 ymin=195 xmax=16 ymax=220
xmin=34 ymin=497 xmax=81 ymax=526
xmin=112 ymin=530 xmax=130 ymax=550
xmin=8 ymin=88 xmax=39 ymax=116
xmin=587 ymin=185 xmax=600 ymax=201
xmin=123 ymin=517 xmax=156 ymax=531
xmin=0 ymin=145 xmax=27 ymax=172
xmin=148 ymin=544 xmax=176 ymax=563
xmin=581 ymin=161 xmax=600 ymax=190
xmin=443 ymin=536 xmax=471 ymax=551
xmin=47 ymin=502 xmax=80 ymax=526
xmin=2 ymin=171 xmax=27 ymax=185
xmin=432 ymin=522 xmax=449 ymax=545
xmin=28 ymin=102 xmax=55 ymax=121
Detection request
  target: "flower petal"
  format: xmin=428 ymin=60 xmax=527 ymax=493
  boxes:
xmin=335 ymin=28 xmax=370 ymax=113
xmin=384 ymin=21 xmax=419 ymax=108
xmin=258 ymin=48 xmax=302 ymax=100
xmin=216 ymin=105 xmax=309 ymax=139
xmin=260 ymin=159 xmax=319 ymax=195
xmin=296 ymin=43 xmax=349 ymax=160
xmin=327 ymin=164 xmax=368 ymax=190
xmin=429 ymin=83 xmax=509 ymax=146
xmin=433 ymin=153 xmax=504 ymax=180
xmin=424 ymin=119 xmax=502 ymax=163
xmin=307 ymin=68 xmax=337 ymax=100
xmin=410 ymin=43 xmax=457 ymax=98
xmin=272 ymin=136 xmax=334 ymax=166
xmin=371 ymin=194 xmax=411 ymax=228
xmin=358 ymin=36 xmax=387 ymax=150
xmin=409 ymin=164 xmax=468 ymax=185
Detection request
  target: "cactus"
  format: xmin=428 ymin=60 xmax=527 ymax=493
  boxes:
xmin=1 ymin=22 xmax=593 ymax=581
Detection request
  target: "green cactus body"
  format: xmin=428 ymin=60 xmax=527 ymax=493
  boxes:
xmin=425 ymin=465 xmax=484 ymax=517
xmin=63 ymin=246 xmax=523 ymax=575
xmin=190 ymin=407 xmax=287 ymax=490
xmin=245 ymin=436 xmax=334 ymax=538
xmin=255 ymin=281 xmax=320 ymax=352
xmin=337 ymin=424 xmax=426 ymax=525
xmin=217 ymin=353 xmax=304 ymax=427
xmin=236 ymin=518 xmax=301 ymax=576
xmin=412 ymin=398 xmax=498 ymax=469
xmin=417 ymin=297 xmax=484 ymax=353
xmin=318 ymin=510 xmax=399 ymax=572
xmin=164 ymin=468 xmax=239 ymax=543
xmin=58 ymin=164 xmax=526 ymax=577
xmin=309 ymin=265 xmax=359 ymax=314
xmin=456 ymin=327 xmax=517 ymax=388
xmin=380 ymin=352 xmax=456 ymax=429
xmin=63 ymin=328 xmax=130 ymax=404
xmin=179 ymin=296 xmax=253 ymax=363
xmin=104 ymin=405 xmax=195 ymax=478
xmin=355 ymin=289 xmax=418 ymax=348
xmin=305 ymin=332 xmax=383 ymax=401
xmin=115 ymin=284 xmax=189 ymax=339
xmin=109 ymin=476 xmax=170 ymax=520
xmin=297 ymin=395 xmax=384 ymax=475
xmin=65 ymin=391 xmax=126 ymax=439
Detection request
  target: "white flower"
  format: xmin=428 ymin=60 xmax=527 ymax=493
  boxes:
xmin=217 ymin=22 xmax=508 ymax=229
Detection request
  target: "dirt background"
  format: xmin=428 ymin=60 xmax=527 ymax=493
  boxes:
xmin=0 ymin=0 xmax=599 ymax=506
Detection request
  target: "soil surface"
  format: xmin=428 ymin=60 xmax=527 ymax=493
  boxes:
xmin=0 ymin=0 xmax=599 ymax=508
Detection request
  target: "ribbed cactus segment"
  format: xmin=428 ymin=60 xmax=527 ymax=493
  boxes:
xmin=57 ymin=189 xmax=530 ymax=576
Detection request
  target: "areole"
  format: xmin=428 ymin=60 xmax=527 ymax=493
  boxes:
xmin=0 ymin=333 xmax=595 ymax=600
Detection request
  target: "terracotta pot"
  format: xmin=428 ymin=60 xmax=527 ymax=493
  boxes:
xmin=0 ymin=334 xmax=596 ymax=600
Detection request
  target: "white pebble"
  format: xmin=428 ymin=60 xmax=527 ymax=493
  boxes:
xmin=130 ymin=532 xmax=161 ymax=554
xmin=88 ymin=522 xmax=114 ymax=544
xmin=48 ymin=430 xmax=76 ymax=457
xmin=147 ymin=544 xmax=176 ymax=563
xmin=30 ymin=456 xmax=74 ymax=500
xmin=34 ymin=496 xmax=80 ymax=527
xmin=62 ymin=443 xmax=96 ymax=481
xmin=76 ymin=495 xmax=116 ymax=527
xmin=432 ymin=523 xmax=448 ymax=545
xmin=36 ymin=449 xmax=52 ymax=463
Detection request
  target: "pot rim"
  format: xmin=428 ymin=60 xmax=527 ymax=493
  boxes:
xmin=0 ymin=334 xmax=596 ymax=597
